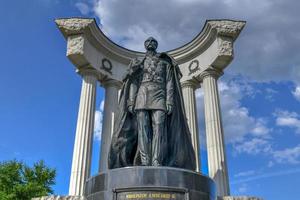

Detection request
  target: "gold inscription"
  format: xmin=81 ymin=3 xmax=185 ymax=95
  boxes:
xmin=126 ymin=193 xmax=148 ymax=199
xmin=124 ymin=192 xmax=177 ymax=199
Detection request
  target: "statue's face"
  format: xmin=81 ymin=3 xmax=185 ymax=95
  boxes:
xmin=144 ymin=37 xmax=158 ymax=51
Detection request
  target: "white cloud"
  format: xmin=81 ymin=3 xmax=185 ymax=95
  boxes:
xmin=94 ymin=100 xmax=104 ymax=141
xmin=265 ymin=88 xmax=278 ymax=102
xmin=91 ymin=0 xmax=300 ymax=83
xmin=100 ymin=99 xmax=104 ymax=110
xmin=274 ymin=110 xmax=300 ymax=134
xmin=197 ymin=79 xmax=270 ymax=145
xmin=196 ymin=79 xmax=300 ymax=166
xmin=237 ymin=183 xmax=248 ymax=194
xmin=230 ymin=108 xmax=300 ymax=165
xmin=232 ymin=168 xmax=300 ymax=184
xmin=292 ymin=86 xmax=300 ymax=101
xmin=75 ymin=2 xmax=91 ymax=15
xmin=229 ymin=108 xmax=300 ymax=165
xmin=234 ymin=170 xmax=256 ymax=178
xmin=267 ymin=161 xmax=274 ymax=168
xmin=174 ymin=0 xmax=209 ymax=4
xmin=93 ymin=0 xmax=196 ymax=51
xmin=251 ymin=119 xmax=271 ymax=138
xmin=272 ymin=145 xmax=300 ymax=164
xmin=234 ymin=138 xmax=272 ymax=155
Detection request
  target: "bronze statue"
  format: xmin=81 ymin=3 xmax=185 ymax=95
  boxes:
xmin=108 ymin=37 xmax=196 ymax=170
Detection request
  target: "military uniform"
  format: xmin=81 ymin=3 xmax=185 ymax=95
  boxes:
xmin=128 ymin=54 xmax=174 ymax=166
xmin=108 ymin=37 xmax=196 ymax=170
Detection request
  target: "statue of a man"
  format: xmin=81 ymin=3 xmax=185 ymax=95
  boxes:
xmin=108 ymin=37 xmax=196 ymax=170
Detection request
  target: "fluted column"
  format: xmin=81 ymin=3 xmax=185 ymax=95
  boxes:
xmin=69 ymin=68 xmax=97 ymax=196
xmin=99 ymin=79 xmax=122 ymax=172
xmin=181 ymin=80 xmax=201 ymax=172
xmin=200 ymin=68 xmax=230 ymax=197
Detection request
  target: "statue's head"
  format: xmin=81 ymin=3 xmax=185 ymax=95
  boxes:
xmin=144 ymin=37 xmax=158 ymax=51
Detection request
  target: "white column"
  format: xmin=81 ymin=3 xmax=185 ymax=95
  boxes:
xmin=69 ymin=68 xmax=97 ymax=196
xmin=99 ymin=79 xmax=122 ymax=172
xmin=200 ymin=68 xmax=230 ymax=196
xmin=181 ymin=80 xmax=201 ymax=172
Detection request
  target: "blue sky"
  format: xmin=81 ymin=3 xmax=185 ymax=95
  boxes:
xmin=0 ymin=0 xmax=300 ymax=200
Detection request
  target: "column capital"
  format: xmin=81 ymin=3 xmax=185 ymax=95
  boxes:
xmin=101 ymin=78 xmax=122 ymax=89
xmin=181 ymin=79 xmax=200 ymax=89
xmin=199 ymin=67 xmax=224 ymax=80
xmin=76 ymin=66 xmax=98 ymax=78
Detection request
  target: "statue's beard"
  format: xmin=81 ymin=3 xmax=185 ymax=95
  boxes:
xmin=145 ymin=43 xmax=157 ymax=52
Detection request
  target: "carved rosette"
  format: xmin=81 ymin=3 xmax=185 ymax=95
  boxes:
xmin=217 ymin=36 xmax=233 ymax=57
xmin=67 ymin=35 xmax=85 ymax=56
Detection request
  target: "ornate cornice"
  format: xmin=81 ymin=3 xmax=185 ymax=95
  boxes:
xmin=55 ymin=18 xmax=94 ymax=37
xmin=207 ymin=20 xmax=246 ymax=40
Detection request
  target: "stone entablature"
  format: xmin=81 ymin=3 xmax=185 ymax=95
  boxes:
xmin=55 ymin=18 xmax=245 ymax=83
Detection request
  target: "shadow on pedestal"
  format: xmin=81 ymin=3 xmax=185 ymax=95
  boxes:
xmin=84 ymin=167 xmax=216 ymax=200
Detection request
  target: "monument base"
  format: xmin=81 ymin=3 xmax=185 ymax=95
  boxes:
xmin=85 ymin=166 xmax=216 ymax=200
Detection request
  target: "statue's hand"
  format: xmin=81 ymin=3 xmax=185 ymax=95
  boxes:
xmin=128 ymin=105 xmax=135 ymax=114
xmin=167 ymin=104 xmax=173 ymax=115
xmin=132 ymin=58 xmax=141 ymax=66
xmin=129 ymin=58 xmax=141 ymax=75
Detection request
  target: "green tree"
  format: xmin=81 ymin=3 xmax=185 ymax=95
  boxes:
xmin=0 ymin=160 xmax=56 ymax=200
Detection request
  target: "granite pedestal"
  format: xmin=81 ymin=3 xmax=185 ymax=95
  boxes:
xmin=84 ymin=167 xmax=216 ymax=200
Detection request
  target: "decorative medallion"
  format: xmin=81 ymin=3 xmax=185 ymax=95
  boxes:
xmin=101 ymin=58 xmax=113 ymax=75
xmin=188 ymin=60 xmax=200 ymax=75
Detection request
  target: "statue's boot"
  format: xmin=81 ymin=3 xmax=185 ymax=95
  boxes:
xmin=137 ymin=110 xmax=152 ymax=166
xmin=152 ymin=110 xmax=166 ymax=166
